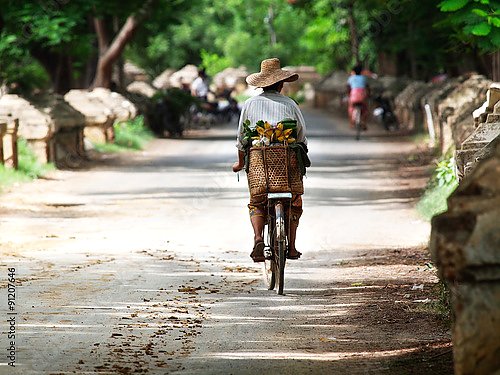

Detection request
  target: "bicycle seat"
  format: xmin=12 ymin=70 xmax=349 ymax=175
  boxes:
xmin=268 ymin=192 xmax=292 ymax=199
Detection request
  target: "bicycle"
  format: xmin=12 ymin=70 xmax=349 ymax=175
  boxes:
xmin=246 ymin=144 xmax=304 ymax=296
xmin=263 ymin=192 xmax=291 ymax=295
xmin=352 ymin=103 xmax=363 ymax=141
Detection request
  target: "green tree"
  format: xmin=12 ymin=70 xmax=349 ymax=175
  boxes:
xmin=438 ymin=0 xmax=500 ymax=52
xmin=438 ymin=0 xmax=500 ymax=79
xmin=0 ymin=0 xmax=194 ymax=92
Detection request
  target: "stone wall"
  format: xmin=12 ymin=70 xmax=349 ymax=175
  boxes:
xmin=314 ymin=71 xmax=350 ymax=112
xmin=454 ymin=85 xmax=500 ymax=181
xmin=391 ymin=74 xmax=493 ymax=154
xmin=0 ymin=94 xmax=54 ymax=163
xmin=430 ymin=140 xmax=500 ymax=375
xmin=0 ymin=89 xmax=139 ymax=168
xmin=394 ymin=81 xmax=429 ymax=132
xmin=0 ymin=93 xmax=89 ymax=166
xmin=436 ymin=75 xmax=492 ymax=153
xmin=64 ymin=90 xmax=116 ymax=144
xmin=0 ymin=118 xmax=19 ymax=169
xmin=27 ymin=92 xmax=86 ymax=168
xmin=420 ymin=77 xmax=466 ymax=150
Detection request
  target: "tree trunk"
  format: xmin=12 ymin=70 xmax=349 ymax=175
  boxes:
xmin=30 ymin=46 xmax=73 ymax=94
xmin=113 ymin=16 xmax=125 ymax=90
xmin=91 ymin=0 xmax=153 ymax=89
xmin=492 ymin=51 xmax=500 ymax=82
xmin=345 ymin=1 xmax=360 ymax=65
xmin=408 ymin=22 xmax=418 ymax=79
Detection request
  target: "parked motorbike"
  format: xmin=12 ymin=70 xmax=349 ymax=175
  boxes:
xmin=186 ymin=91 xmax=240 ymax=129
xmin=151 ymin=88 xmax=195 ymax=138
xmin=373 ymin=95 xmax=398 ymax=131
xmin=216 ymin=95 xmax=240 ymax=124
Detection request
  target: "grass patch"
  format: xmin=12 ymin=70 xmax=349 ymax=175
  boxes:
xmin=417 ymin=182 xmax=458 ymax=220
xmin=93 ymin=115 xmax=154 ymax=152
xmin=0 ymin=138 xmax=54 ymax=191
xmin=431 ymin=280 xmax=452 ymax=325
xmin=92 ymin=142 xmax=129 ymax=153
xmin=416 ymin=155 xmax=458 ymax=220
xmin=0 ymin=164 xmax=31 ymax=188
xmin=411 ymin=132 xmax=430 ymax=145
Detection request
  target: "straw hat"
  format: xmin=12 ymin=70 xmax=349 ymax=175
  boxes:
xmin=246 ymin=58 xmax=299 ymax=87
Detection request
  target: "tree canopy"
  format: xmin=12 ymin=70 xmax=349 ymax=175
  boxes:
xmin=0 ymin=0 xmax=498 ymax=94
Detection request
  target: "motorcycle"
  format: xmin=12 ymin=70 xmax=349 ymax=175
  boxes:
xmin=186 ymin=91 xmax=240 ymax=129
xmin=215 ymin=95 xmax=240 ymax=124
xmin=373 ymin=95 xmax=398 ymax=131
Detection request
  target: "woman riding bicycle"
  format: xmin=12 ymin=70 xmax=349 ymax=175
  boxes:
xmin=232 ymin=58 xmax=308 ymax=262
xmin=347 ymin=64 xmax=370 ymax=130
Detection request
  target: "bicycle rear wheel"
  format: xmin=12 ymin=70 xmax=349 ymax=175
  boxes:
xmin=275 ymin=202 xmax=286 ymax=295
xmin=264 ymin=223 xmax=276 ymax=290
xmin=354 ymin=106 xmax=362 ymax=141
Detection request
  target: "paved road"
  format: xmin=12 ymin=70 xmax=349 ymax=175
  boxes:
xmin=0 ymin=107 xmax=447 ymax=374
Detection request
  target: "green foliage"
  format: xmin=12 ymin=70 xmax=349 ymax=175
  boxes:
xmin=438 ymin=0 xmax=500 ymax=51
xmin=1 ymin=0 xmax=193 ymax=90
xmin=0 ymin=138 xmax=54 ymax=191
xmin=0 ymin=165 xmax=31 ymax=191
xmin=417 ymin=182 xmax=458 ymax=221
xmin=432 ymin=280 xmax=452 ymax=324
xmin=434 ymin=158 xmax=457 ymax=187
xmin=158 ymin=87 xmax=196 ymax=121
xmin=93 ymin=115 xmax=153 ymax=152
xmin=17 ymin=138 xmax=55 ymax=178
xmin=417 ymin=156 xmax=459 ymax=220
xmin=113 ymin=115 xmax=154 ymax=150
xmin=0 ymin=30 xmax=52 ymax=91
xmin=1 ymin=0 xmax=498 ymax=92
xmin=200 ymin=50 xmax=232 ymax=77
xmin=439 ymin=0 xmax=469 ymax=12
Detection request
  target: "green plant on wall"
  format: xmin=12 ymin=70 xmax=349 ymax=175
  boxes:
xmin=434 ymin=157 xmax=457 ymax=187
xmin=417 ymin=155 xmax=459 ymax=220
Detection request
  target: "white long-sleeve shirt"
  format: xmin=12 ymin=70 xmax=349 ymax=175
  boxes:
xmin=236 ymin=91 xmax=307 ymax=151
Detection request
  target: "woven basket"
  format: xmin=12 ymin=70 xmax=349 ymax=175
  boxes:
xmin=247 ymin=145 xmax=303 ymax=199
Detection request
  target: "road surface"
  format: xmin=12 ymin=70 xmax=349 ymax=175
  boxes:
xmin=0 ymin=107 xmax=452 ymax=374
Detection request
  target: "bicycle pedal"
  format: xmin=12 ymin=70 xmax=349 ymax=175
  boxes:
xmin=264 ymin=248 xmax=273 ymax=259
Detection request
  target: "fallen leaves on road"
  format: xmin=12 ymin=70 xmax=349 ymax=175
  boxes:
xmin=223 ymin=265 xmax=259 ymax=273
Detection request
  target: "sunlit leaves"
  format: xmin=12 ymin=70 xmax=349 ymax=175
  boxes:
xmin=470 ymin=22 xmax=492 ymax=35
xmin=439 ymin=0 xmax=469 ymax=12
xmin=438 ymin=0 xmax=500 ymax=51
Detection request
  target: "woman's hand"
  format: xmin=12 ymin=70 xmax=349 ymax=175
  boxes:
xmin=232 ymin=161 xmax=244 ymax=172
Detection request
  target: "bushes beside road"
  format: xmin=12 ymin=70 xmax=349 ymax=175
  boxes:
xmin=92 ymin=116 xmax=154 ymax=153
xmin=0 ymin=138 xmax=54 ymax=191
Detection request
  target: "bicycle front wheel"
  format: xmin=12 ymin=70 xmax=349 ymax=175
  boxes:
xmin=275 ymin=202 xmax=286 ymax=295
xmin=264 ymin=223 xmax=276 ymax=290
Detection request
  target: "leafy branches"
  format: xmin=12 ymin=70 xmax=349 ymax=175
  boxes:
xmin=438 ymin=0 xmax=500 ymax=51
